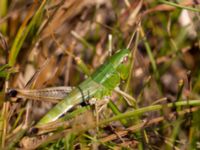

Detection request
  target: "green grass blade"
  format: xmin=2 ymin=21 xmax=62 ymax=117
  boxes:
xmin=8 ymin=0 xmax=49 ymax=67
xmin=159 ymin=0 xmax=200 ymax=12
xmin=140 ymin=27 xmax=159 ymax=80
xmin=101 ymin=100 xmax=200 ymax=125
xmin=0 ymin=0 xmax=7 ymax=34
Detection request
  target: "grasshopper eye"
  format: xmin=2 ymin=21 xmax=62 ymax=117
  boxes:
xmin=122 ymin=55 xmax=129 ymax=64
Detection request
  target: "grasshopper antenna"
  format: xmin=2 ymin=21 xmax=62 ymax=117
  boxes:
xmin=127 ymin=24 xmax=141 ymax=49
xmin=127 ymin=30 xmax=137 ymax=49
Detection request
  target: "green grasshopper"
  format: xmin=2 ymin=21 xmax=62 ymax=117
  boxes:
xmin=37 ymin=49 xmax=131 ymax=125
xmin=8 ymin=49 xmax=131 ymax=125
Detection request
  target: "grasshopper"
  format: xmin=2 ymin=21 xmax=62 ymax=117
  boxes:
xmin=8 ymin=49 xmax=131 ymax=125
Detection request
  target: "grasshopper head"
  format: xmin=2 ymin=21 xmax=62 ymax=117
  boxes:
xmin=110 ymin=49 xmax=131 ymax=80
xmin=109 ymin=49 xmax=130 ymax=68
